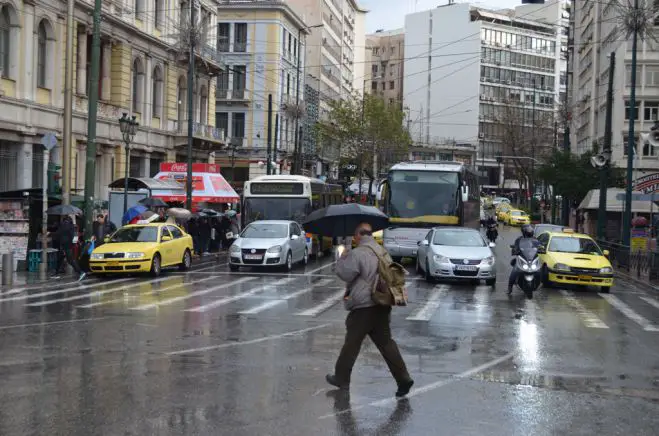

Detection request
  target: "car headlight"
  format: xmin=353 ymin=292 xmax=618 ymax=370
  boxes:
xmin=600 ymin=267 xmax=613 ymax=274
xmin=267 ymin=245 xmax=282 ymax=253
xmin=229 ymin=245 xmax=241 ymax=253
xmin=554 ymin=263 xmax=571 ymax=271
xmin=125 ymin=252 xmax=145 ymax=259
xmin=90 ymin=253 xmax=103 ymax=260
xmin=481 ymin=256 xmax=495 ymax=266
xmin=433 ymin=254 xmax=449 ymax=263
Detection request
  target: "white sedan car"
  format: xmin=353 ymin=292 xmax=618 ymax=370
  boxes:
xmin=229 ymin=220 xmax=309 ymax=272
xmin=416 ymin=227 xmax=497 ymax=286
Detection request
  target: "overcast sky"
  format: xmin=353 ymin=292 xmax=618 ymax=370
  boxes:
xmin=359 ymin=0 xmax=522 ymax=33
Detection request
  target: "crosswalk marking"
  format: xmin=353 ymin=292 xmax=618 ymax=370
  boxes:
xmin=559 ymin=290 xmax=609 ymax=329
xmin=238 ymin=279 xmax=335 ymax=315
xmin=639 ymin=296 xmax=659 ymax=311
xmin=600 ymin=293 xmax=659 ymax=332
xmin=295 ymin=290 xmax=345 ymax=317
xmin=184 ymin=277 xmax=296 ymax=313
xmin=406 ymin=285 xmax=448 ymax=321
xmin=0 ymin=277 xmax=134 ymax=304
xmin=75 ymin=276 xmax=217 ymax=309
xmin=131 ymin=277 xmax=257 ymax=310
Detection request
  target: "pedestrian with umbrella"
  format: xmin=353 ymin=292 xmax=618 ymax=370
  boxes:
xmin=303 ymin=204 xmax=413 ymax=397
xmin=52 ymin=215 xmax=82 ymax=279
xmin=122 ymin=204 xmax=148 ymax=225
xmin=138 ymin=197 xmax=168 ymax=208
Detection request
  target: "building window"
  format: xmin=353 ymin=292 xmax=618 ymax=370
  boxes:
xmin=232 ymin=112 xmax=246 ymax=138
xmin=132 ymin=58 xmax=143 ymax=113
xmin=217 ymin=69 xmax=229 ymax=97
xmin=177 ymin=75 xmax=186 ymax=125
xmin=625 ymin=101 xmax=639 ymax=121
xmin=199 ymin=85 xmax=208 ymax=123
xmin=646 ymin=66 xmax=659 ymax=87
xmin=381 ymin=82 xmax=385 ymax=91
xmin=645 ymin=102 xmax=659 ymax=121
xmin=233 ymin=66 xmax=246 ymax=99
xmin=154 ymin=0 xmax=164 ymax=29
xmin=371 ymin=64 xmax=378 ymax=75
xmin=216 ymin=112 xmax=229 ymax=132
xmin=37 ymin=21 xmax=48 ymax=88
xmin=234 ymin=23 xmax=247 ymax=52
xmin=179 ymin=1 xmax=189 ymax=31
xmin=129 ymin=155 xmax=142 ymax=177
xmin=0 ymin=5 xmax=12 ymax=78
xmin=389 ymin=81 xmax=394 ymax=90
xmin=371 ymin=81 xmax=377 ymax=91
xmin=152 ymin=66 xmax=163 ymax=118
xmin=218 ymin=23 xmax=230 ymax=51
xmin=149 ymin=155 xmax=163 ymax=177
xmin=135 ymin=0 xmax=144 ymax=20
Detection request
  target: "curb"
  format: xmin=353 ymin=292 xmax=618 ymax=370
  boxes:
xmin=614 ymin=270 xmax=659 ymax=293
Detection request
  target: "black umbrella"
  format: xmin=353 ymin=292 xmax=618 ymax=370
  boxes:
xmin=302 ymin=203 xmax=389 ymax=237
xmin=138 ymin=197 xmax=168 ymax=208
xmin=199 ymin=208 xmax=222 ymax=218
xmin=47 ymin=204 xmax=83 ymax=216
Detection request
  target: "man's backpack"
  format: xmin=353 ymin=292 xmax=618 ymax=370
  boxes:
xmin=364 ymin=246 xmax=408 ymax=307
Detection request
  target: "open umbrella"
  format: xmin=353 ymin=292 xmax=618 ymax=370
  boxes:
xmin=47 ymin=204 xmax=82 ymax=216
xmin=141 ymin=210 xmax=157 ymax=219
xmin=198 ymin=208 xmax=222 ymax=218
xmin=138 ymin=197 xmax=168 ymax=208
xmin=167 ymin=208 xmax=192 ymax=219
xmin=302 ymin=203 xmax=389 ymax=237
xmin=122 ymin=204 xmax=147 ymax=225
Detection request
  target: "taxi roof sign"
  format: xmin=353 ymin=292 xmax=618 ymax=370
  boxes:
xmin=562 ymin=228 xmax=575 ymax=233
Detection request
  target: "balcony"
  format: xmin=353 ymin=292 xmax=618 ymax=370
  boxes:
xmin=175 ymin=121 xmax=226 ymax=144
xmin=216 ymin=89 xmax=251 ymax=102
xmin=174 ymin=43 xmax=223 ymax=74
xmin=322 ymin=65 xmax=341 ymax=87
xmin=233 ymin=41 xmax=247 ymax=53
xmin=322 ymin=39 xmax=341 ymax=62
xmin=218 ymin=41 xmax=230 ymax=52
xmin=322 ymin=12 xmax=342 ymax=38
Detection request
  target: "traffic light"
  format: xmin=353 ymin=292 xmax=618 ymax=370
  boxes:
xmin=47 ymin=162 xmax=62 ymax=195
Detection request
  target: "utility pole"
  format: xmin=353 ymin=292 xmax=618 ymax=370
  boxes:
xmin=82 ymin=0 xmax=102 ymax=238
xmin=531 ymin=79 xmax=536 ymax=211
xmin=186 ymin=1 xmax=197 ymax=211
xmin=562 ymin=22 xmax=572 ymax=227
xmin=623 ymin=0 xmax=640 ymax=247
xmin=266 ymin=94 xmax=272 ymax=175
xmin=274 ymin=113 xmax=279 ymax=175
xmin=61 ymin=0 xmax=74 ymax=205
xmin=292 ymin=27 xmax=303 ymax=175
xmin=598 ymin=53 xmax=615 ymax=240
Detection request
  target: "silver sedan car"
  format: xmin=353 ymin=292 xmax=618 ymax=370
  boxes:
xmin=416 ymin=227 xmax=497 ymax=286
xmin=229 ymin=220 xmax=309 ymax=271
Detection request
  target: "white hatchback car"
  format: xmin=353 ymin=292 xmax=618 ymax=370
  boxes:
xmin=416 ymin=227 xmax=497 ymax=286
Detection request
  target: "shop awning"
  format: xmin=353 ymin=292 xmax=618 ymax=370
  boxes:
xmin=108 ymin=177 xmax=185 ymax=192
xmin=152 ymin=163 xmax=239 ymax=204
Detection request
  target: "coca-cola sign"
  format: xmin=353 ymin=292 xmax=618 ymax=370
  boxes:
xmin=160 ymin=162 xmax=220 ymax=173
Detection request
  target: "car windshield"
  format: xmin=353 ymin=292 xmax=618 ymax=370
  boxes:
xmin=535 ymin=225 xmax=562 ymax=236
xmin=109 ymin=226 xmax=159 ymax=243
xmin=549 ymin=236 xmax=602 ymax=255
xmin=511 ymin=211 xmax=525 ymax=216
xmin=241 ymin=223 xmax=288 ymax=239
xmin=243 ymin=198 xmax=310 ymax=225
xmin=433 ymin=230 xmax=485 ymax=247
xmin=387 ymin=171 xmax=459 ymax=219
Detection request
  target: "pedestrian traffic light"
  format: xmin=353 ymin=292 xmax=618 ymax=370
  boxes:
xmin=47 ymin=162 xmax=62 ymax=195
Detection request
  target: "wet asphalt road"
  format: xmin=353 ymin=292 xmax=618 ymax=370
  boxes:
xmin=1 ymin=227 xmax=659 ymax=435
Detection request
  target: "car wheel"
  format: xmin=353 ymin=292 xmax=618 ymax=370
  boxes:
xmin=486 ymin=277 xmax=496 ymax=287
xmin=416 ymin=256 xmax=422 ymax=275
xmin=392 ymin=256 xmax=402 ymax=263
xmin=599 ymin=286 xmax=610 ymax=294
xmin=282 ymin=251 xmax=293 ymax=272
xmin=150 ymin=254 xmax=161 ymax=277
xmin=229 ymin=264 xmax=239 ymax=272
xmin=541 ymin=265 xmax=552 ymax=288
xmin=179 ymin=249 xmax=192 ymax=271
xmin=302 ymin=247 xmax=309 ymax=265
xmin=425 ymin=260 xmax=433 ymax=283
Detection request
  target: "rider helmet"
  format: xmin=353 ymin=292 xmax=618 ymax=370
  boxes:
xmin=521 ymin=224 xmax=534 ymax=238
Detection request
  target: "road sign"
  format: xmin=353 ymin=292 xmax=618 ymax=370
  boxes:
xmin=41 ymin=132 xmax=57 ymax=151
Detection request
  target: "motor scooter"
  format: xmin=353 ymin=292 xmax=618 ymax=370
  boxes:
xmin=486 ymin=223 xmax=498 ymax=243
xmin=509 ymin=239 xmax=545 ymax=299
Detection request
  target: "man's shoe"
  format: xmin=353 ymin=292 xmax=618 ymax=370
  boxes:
xmin=326 ymin=374 xmax=349 ymax=390
xmin=507 ymin=286 xmax=513 ymax=295
xmin=395 ymin=379 xmax=414 ymax=397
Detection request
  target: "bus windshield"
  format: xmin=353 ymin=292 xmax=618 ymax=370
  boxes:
xmin=243 ymin=197 xmax=311 ymax=225
xmin=387 ymin=171 xmax=459 ymax=219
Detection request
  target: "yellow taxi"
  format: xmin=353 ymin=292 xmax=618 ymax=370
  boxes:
xmin=89 ymin=223 xmax=193 ymax=276
xmin=496 ymin=204 xmax=511 ymax=222
xmin=536 ymin=230 xmax=613 ymax=292
xmin=507 ymin=209 xmax=531 ymax=226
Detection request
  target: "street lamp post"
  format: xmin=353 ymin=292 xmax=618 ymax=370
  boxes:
xmin=119 ymin=112 xmax=138 ymax=218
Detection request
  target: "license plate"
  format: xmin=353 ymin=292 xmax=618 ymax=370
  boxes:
xmin=412 ymin=250 xmax=417 ymax=255
xmin=578 ymin=275 xmax=592 ymax=280
xmin=455 ymin=265 xmax=478 ymax=271
xmin=244 ymin=255 xmax=263 ymax=260
xmin=106 ymin=261 xmax=120 ymax=266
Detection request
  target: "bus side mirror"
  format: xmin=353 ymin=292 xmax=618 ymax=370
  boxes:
xmin=461 ymin=185 xmax=469 ymax=202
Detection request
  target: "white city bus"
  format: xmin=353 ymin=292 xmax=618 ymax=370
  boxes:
xmin=242 ymin=175 xmax=344 ymax=256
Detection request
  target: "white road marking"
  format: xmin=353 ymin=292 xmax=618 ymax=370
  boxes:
xmin=75 ymin=276 xmax=217 ymax=309
xmin=305 ymin=261 xmax=337 ymax=274
xmin=560 ymin=290 xmax=609 ymax=329
xmin=0 ymin=317 xmax=108 ymax=331
xmin=25 ymin=276 xmax=175 ymax=307
xmin=131 ymin=277 xmax=257 ymax=311
xmin=640 ymin=295 xmax=659 ymax=311
xmin=166 ymin=323 xmax=332 ymax=355
xmin=175 ymin=271 xmax=337 ymax=278
xmin=0 ymin=278 xmax=134 ymax=303
xmin=185 ymin=277 xmax=296 ymax=313
xmin=295 ymin=290 xmax=345 ymax=317
xmin=1 ymin=287 xmax=26 ymax=296
xmin=319 ymin=352 xmax=515 ymax=419
xmin=600 ymin=293 xmax=659 ymax=332
xmin=406 ymin=285 xmax=448 ymax=321
xmin=238 ymin=279 xmax=334 ymax=315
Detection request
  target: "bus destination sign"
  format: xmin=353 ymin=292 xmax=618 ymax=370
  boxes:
xmin=251 ymin=182 xmax=303 ymax=195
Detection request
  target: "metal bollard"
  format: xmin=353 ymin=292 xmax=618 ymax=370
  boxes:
xmin=2 ymin=252 xmax=14 ymax=286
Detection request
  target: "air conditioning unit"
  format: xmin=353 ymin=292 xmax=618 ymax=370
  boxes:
xmin=480 ymin=77 xmax=485 ymax=82
xmin=480 ymin=94 xmax=485 ymax=100
xmin=479 ymin=132 xmax=485 ymax=138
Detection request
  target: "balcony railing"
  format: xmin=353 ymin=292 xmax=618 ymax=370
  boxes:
xmin=233 ymin=41 xmax=247 ymax=53
xmin=218 ymin=41 xmax=230 ymax=52
xmin=322 ymin=40 xmax=341 ymax=62
xmin=199 ymin=44 xmax=223 ymax=65
xmin=322 ymin=12 xmax=342 ymax=37
xmin=175 ymin=121 xmax=225 ymax=142
xmin=216 ymin=89 xmax=250 ymax=101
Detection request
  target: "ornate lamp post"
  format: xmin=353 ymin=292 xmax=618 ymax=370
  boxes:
xmin=119 ymin=112 xmax=138 ymax=217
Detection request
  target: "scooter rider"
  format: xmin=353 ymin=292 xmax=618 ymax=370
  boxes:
xmin=485 ymin=214 xmax=498 ymax=242
xmin=507 ymin=224 xmax=540 ymax=294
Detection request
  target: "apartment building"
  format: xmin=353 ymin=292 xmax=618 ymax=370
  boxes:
xmin=404 ymin=2 xmax=564 ymax=190
xmin=214 ymin=0 xmax=311 ymax=181
xmin=0 ymin=0 xmax=224 ymax=201
xmin=364 ymin=28 xmax=405 ymax=107
xmin=571 ymin=0 xmax=659 ymax=193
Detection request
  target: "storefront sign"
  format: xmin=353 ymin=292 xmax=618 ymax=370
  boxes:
xmin=159 ymin=163 xmax=220 ymax=173
xmin=632 ymin=173 xmax=659 ymax=194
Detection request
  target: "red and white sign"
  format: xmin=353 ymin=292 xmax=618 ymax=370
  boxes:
xmin=152 ymin=162 xmax=238 ymax=204
xmin=159 ymin=162 xmax=220 ymax=173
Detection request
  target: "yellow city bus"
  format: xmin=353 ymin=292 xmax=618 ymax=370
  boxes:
xmin=242 ymin=175 xmax=343 ymax=256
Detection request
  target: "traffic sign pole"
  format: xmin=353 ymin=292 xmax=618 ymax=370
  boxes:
xmin=41 ymin=133 xmax=57 ymax=280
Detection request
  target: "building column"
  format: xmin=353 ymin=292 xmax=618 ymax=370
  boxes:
xmin=76 ymin=30 xmax=87 ymax=95
xmin=166 ymin=150 xmax=176 ymax=162
xmin=17 ymin=143 xmax=33 ymax=190
xmin=22 ymin=3 xmax=35 ymax=100
xmin=101 ymin=42 xmax=112 ymax=100
xmin=144 ymin=56 xmax=153 ymax=123
xmin=141 ymin=153 xmax=151 ymax=178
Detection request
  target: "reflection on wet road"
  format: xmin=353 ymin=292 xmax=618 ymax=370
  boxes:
xmin=1 ymin=228 xmax=659 ymax=435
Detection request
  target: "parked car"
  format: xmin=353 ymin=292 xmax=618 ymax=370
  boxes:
xmin=89 ymin=223 xmax=193 ymax=276
xmin=416 ymin=227 xmax=496 ymax=286
xmin=229 ymin=220 xmax=309 ymax=272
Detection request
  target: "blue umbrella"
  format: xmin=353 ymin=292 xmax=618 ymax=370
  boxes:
xmin=122 ymin=204 xmax=148 ymax=225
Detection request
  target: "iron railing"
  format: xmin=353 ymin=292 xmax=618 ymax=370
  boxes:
xmin=597 ymin=240 xmax=659 ymax=284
